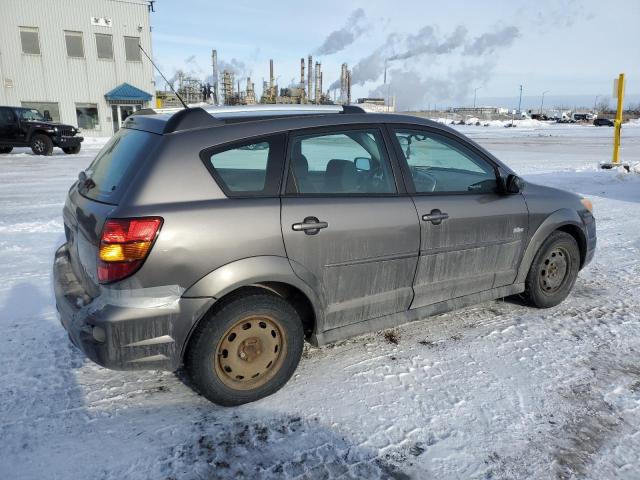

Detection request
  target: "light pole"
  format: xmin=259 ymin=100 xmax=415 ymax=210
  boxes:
xmin=593 ymin=95 xmax=599 ymax=113
xmin=517 ymin=84 xmax=523 ymax=115
xmin=540 ymin=90 xmax=550 ymax=114
xmin=473 ymin=86 xmax=481 ymax=109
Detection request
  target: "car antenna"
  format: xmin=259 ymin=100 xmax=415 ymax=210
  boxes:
xmin=138 ymin=44 xmax=188 ymax=109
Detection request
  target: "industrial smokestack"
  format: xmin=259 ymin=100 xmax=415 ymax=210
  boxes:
xmin=300 ymin=58 xmax=305 ymax=86
xmin=347 ymin=70 xmax=351 ymax=105
xmin=319 ymin=71 xmax=323 ymax=104
xmin=307 ymin=55 xmax=313 ymax=103
xmin=211 ymin=49 xmax=219 ymax=105
xmin=269 ymin=59 xmax=274 ymax=89
xmin=314 ymin=62 xmax=321 ymax=105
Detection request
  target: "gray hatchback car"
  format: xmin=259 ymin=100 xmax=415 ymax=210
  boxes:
xmin=53 ymin=105 xmax=596 ymax=405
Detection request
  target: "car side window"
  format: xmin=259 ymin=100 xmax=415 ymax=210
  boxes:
xmin=393 ymin=129 xmax=497 ymax=194
xmin=286 ymin=129 xmax=396 ymax=195
xmin=204 ymin=134 xmax=285 ymax=197
xmin=0 ymin=108 xmax=15 ymax=126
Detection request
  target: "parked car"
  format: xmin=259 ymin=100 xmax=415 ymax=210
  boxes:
xmin=53 ymin=105 xmax=596 ymax=406
xmin=594 ymin=118 xmax=615 ymax=127
xmin=0 ymin=106 xmax=83 ymax=155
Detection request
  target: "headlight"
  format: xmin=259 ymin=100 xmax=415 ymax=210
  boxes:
xmin=580 ymin=198 xmax=593 ymax=214
xmin=54 ymin=127 xmax=59 ymax=132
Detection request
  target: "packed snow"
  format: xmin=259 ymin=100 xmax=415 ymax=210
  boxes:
xmin=0 ymin=123 xmax=639 ymax=479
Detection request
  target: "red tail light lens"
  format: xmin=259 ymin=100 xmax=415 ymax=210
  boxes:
xmin=98 ymin=217 xmax=163 ymax=283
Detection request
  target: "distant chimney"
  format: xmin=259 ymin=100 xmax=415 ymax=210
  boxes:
xmin=307 ymin=55 xmax=313 ymax=103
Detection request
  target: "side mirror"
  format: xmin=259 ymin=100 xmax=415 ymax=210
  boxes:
xmin=505 ymin=174 xmax=524 ymax=194
xmin=354 ymin=157 xmax=371 ymax=171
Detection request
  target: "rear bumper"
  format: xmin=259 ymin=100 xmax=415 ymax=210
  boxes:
xmin=53 ymin=244 xmax=214 ymax=371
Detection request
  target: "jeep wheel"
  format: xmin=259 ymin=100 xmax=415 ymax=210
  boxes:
xmin=0 ymin=146 xmax=13 ymax=154
xmin=30 ymin=134 xmax=54 ymax=156
xmin=185 ymin=292 xmax=304 ymax=406
xmin=62 ymin=145 xmax=81 ymax=155
xmin=524 ymin=231 xmax=580 ymax=308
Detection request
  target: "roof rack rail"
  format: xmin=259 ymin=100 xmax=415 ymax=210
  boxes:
xmin=129 ymin=104 xmax=367 ymax=134
xmin=201 ymin=104 xmax=366 ymax=116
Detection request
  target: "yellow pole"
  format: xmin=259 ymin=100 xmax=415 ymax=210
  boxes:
xmin=612 ymin=73 xmax=625 ymax=165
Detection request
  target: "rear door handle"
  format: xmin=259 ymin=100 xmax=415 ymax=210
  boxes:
xmin=422 ymin=209 xmax=449 ymax=225
xmin=292 ymin=216 xmax=328 ymax=235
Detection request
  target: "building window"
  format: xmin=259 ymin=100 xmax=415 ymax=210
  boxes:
xmin=64 ymin=31 xmax=84 ymax=58
xmin=20 ymin=27 xmax=40 ymax=55
xmin=95 ymin=33 xmax=113 ymax=59
xmin=21 ymin=102 xmax=60 ymax=122
xmin=76 ymin=103 xmax=99 ymax=130
xmin=124 ymin=36 xmax=141 ymax=61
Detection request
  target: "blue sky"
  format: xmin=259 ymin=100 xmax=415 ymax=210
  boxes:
xmin=150 ymin=0 xmax=640 ymax=110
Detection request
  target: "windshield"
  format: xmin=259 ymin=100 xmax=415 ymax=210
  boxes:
xmin=17 ymin=108 xmax=45 ymax=121
xmin=80 ymin=128 xmax=156 ymax=204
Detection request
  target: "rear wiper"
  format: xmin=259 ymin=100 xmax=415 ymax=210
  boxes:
xmin=78 ymin=171 xmax=96 ymax=191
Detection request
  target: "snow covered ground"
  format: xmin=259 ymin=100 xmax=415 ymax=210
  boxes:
xmin=1 ymin=124 xmax=639 ymax=479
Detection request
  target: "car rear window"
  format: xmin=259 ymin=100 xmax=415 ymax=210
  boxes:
xmin=81 ymin=128 xmax=155 ymax=204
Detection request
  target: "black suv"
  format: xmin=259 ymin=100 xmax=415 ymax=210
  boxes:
xmin=0 ymin=106 xmax=83 ymax=155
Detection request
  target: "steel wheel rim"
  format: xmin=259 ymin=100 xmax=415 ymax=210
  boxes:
xmin=539 ymin=246 xmax=569 ymax=294
xmin=214 ymin=314 xmax=286 ymax=391
xmin=34 ymin=140 xmax=44 ymax=153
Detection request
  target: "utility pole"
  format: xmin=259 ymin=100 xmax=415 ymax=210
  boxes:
xmin=593 ymin=95 xmax=599 ymax=113
xmin=517 ymin=84 xmax=523 ymax=115
xmin=473 ymin=87 xmax=481 ymax=109
xmin=540 ymin=90 xmax=550 ymax=114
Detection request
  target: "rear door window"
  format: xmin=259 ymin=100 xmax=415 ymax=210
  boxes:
xmin=285 ymin=128 xmax=396 ymax=195
xmin=82 ymin=128 xmax=155 ymax=204
xmin=202 ymin=134 xmax=285 ymax=197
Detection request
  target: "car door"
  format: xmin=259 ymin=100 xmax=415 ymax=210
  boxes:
xmin=389 ymin=126 xmax=529 ymax=309
xmin=280 ymin=126 xmax=420 ymax=331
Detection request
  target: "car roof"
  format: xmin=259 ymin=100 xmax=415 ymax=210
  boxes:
xmin=122 ymin=104 xmax=451 ymax=137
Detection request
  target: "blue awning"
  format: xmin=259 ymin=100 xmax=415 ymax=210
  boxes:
xmin=105 ymin=83 xmax=152 ymax=102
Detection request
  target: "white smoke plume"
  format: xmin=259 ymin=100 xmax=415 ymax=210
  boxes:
xmin=315 ymin=8 xmax=367 ymax=55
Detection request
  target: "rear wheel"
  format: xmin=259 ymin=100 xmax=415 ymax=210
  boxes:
xmin=30 ymin=134 xmax=53 ymax=156
xmin=185 ymin=292 xmax=304 ymax=406
xmin=0 ymin=146 xmax=13 ymax=154
xmin=524 ymin=231 xmax=580 ymax=308
xmin=62 ymin=145 xmax=81 ymax=154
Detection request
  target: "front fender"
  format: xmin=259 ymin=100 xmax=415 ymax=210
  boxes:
xmin=515 ymin=208 xmax=586 ymax=284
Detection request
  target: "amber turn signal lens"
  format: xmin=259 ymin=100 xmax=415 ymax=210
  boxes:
xmin=99 ymin=241 xmax=152 ymax=262
xmin=580 ymin=198 xmax=593 ymax=214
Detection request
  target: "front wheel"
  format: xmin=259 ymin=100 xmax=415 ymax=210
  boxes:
xmin=30 ymin=134 xmax=53 ymax=156
xmin=523 ymin=231 xmax=580 ymax=308
xmin=62 ymin=145 xmax=81 ymax=154
xmin=185 ymin=292 xmax=304 ymax=406
xmin=0 ymin=146 xmax=13 ymax=154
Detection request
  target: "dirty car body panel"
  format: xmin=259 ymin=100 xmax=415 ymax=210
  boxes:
xmin=53 ymin=106 xmax=596 ymax=371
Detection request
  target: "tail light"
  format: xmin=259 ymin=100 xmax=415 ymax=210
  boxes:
xmin=98 ymin=217 xmax=163 ymax=283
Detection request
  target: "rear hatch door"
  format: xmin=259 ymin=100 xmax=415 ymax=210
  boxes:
xmin=63 ymin=128 xmax=158 ymax=295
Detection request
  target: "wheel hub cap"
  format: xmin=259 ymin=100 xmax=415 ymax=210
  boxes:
xmin=539 ymin=247 xmax=569 ymax=293
xmin=214 ymin=315 xmax=286 ymax=390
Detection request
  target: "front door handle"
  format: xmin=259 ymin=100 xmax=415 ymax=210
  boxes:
xmin=422 ymin=209 xmax=449 ymax=225
xmin=292 ymin=216 xmax=328 ymax=235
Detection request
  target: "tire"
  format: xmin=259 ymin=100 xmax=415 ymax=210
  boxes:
xmin=185 ymin=292 xmax=304 ymax=406
xmin=523 ymin=231 xmax=580 ymax=308
xmin=30 ymin=134 xmax=54 ymax=156
xmin=62 ymin=145 xmax=81 ymax=154
xmin=0 ymin=146 xmax=13 ymax=154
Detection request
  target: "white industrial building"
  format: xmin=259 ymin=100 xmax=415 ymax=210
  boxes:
xmin=0 ymin=0 xmax=155 ymax=136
